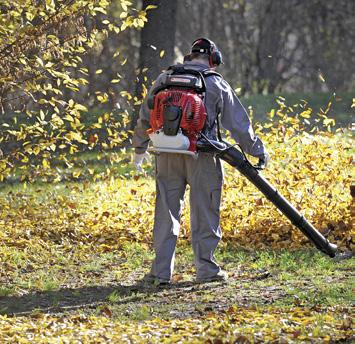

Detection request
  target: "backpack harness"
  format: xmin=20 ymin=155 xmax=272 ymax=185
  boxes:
xmin=147 ymin=65 xmax=222 ymax=157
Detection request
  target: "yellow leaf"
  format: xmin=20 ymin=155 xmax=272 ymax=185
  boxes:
xmin=323 ymin=118 xmax=335 ymax=126
xmin=26 ymin=12 xmax=34 ymax=21
xmin=318 ymin=72 xmax=325 ymax=83
xmin=137 ymin=18 xmax=144 ymax=27
xmin=33 ymin=146 xmax=40 ymax=155
xmin=160 ymin=50 xmax=165 ymax=58
xmin=74 ymin=104 xmax=88 ymax=112
xmin=300 ymin=109 xmax=311 ymax=118
xmin=113 ymin=49 xmax=120 ymax=58
xmin=36 ymin=57 xmax=44 ymax=67
xmin=234 ymin=87 xmax=242 ymax=95
xmin=120 ymin=91 xmax=132 ymax=100
xmin=73 ymin=170 xmax=81 ymax=178
xmin=64 ymin=114 xmax=74 ymax=122
xmin=97 ymin=93 xmax=109 ymax=103
xmin=93 ymin=7 xmax=107 ymax=14
xmin=42 ymin=158 xmax=50 ymax=169
xmin=146 ymin=5 xmax=158 ymax=10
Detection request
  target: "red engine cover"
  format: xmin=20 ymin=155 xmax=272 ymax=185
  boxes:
xmin=150 ymin=89 xmax=206 ymax=151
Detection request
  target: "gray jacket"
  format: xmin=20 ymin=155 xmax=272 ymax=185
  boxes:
xmin=132 ymin=61 xmax=266 ymax=158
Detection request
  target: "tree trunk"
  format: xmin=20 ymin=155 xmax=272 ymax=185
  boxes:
xmin=131 ymin=0 xmax=178 ymax=129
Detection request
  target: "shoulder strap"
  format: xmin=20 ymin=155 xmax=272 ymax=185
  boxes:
xmin=202 ymin=70 xmax=223 ymax=79
xmin=167 ymin=64 xmax=185 ymax=74
xmin=168 ymin=65 xmax=204 ymax=78
xmin=201 ymin=69 xmax=223 ymax=141
xmin=168 ymin=65 xmax=222 ymax=79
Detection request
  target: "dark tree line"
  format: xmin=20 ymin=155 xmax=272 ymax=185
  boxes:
xmin=89 ymin=0 xmax=354 ymax=121
xmin=174 ymin=0 xmax=355 ymax=95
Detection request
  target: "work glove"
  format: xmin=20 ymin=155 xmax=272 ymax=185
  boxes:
xmin=255 ymin=152 xmax=270 ymax=170
xmin=133 ymin=151 xmax=150 ymax=173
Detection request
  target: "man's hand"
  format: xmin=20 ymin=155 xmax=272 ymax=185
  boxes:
xmin=133 ymin=151 xmax=150 ymax=173
xmin=255 ymin=152 xmax=270 ymax=170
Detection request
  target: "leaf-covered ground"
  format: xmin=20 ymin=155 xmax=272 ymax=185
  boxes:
xmin=0 ymin=127 xmax=353 ymax=342
xmin=1 ymin=239 xmax=354 ymax=343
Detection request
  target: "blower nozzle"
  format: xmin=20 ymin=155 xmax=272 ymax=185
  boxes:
xmin=197 ymin=138 xmax=338 ymax=258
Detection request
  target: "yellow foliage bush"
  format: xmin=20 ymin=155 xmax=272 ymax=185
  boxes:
xmin=219 ymin=131 xmax=352 ymax=250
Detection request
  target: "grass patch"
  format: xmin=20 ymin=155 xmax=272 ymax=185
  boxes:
xmin=241 ymin=91 xmax=353 ymax=126
xmin=0 ymin=286 xmax=14 ymax=297
xmin=6 ymin=242 xmax=352 ymax=310
xmin=0 ymin=241 xmax=353 ymax=342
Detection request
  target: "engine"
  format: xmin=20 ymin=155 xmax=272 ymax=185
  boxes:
xmin=149 ymin=88 xmax=207 ymax=152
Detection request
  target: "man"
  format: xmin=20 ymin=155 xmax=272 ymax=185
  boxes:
xmin=132 ymin=38 xmax=269 ymax=285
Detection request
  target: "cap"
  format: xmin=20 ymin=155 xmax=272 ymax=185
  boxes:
xmin=191 ymin=38 xmax=214 ymax=55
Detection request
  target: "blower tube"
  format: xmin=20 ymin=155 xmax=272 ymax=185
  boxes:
xmin=197 ymin=139 xmax=338 ymax=258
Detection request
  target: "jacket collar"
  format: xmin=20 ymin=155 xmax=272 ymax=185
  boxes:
xmin=183 ymin=60 xmax=210 ymax=70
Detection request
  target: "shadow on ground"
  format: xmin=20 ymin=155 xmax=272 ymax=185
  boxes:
xmin=0 ymin=280 xmax=210 ymax=317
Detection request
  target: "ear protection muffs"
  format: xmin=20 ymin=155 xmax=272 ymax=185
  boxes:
xmin=191 ymin=38 xmax=223 ymax=67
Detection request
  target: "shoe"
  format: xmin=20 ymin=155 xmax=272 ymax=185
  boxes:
xmin=196 ymin=270 xmax=228 ymax=283
xmin=141 ymin=273 xmax=171 ymax=286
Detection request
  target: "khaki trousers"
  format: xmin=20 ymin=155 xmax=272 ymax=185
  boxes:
xmin=151 ymin=152 xmax=223 ymax=280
